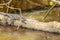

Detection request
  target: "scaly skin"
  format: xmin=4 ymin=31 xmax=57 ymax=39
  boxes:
xmin=0 ymin=12 xmax=60 ymax=33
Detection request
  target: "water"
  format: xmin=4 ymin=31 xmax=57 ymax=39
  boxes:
xmin=0 ymin=25 xmax=59 ymax=40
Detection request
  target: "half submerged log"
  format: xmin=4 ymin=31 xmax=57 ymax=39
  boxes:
xmin=0 ymin=12 xmax=60 ymax=33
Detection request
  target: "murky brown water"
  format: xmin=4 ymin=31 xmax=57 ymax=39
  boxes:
xmin=23 ymin=7 xmax=60 ymax=22
xmin=0 ymin=25 xmax=60 ymax=40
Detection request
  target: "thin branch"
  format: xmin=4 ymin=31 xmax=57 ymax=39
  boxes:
xmin=16 ymin=8 xmax=22 ymax=30
xmin=2 ymin=0 xmax=10 ymax=13
xmin=6 ymin=0 xmax=12 ymax=5
xmin=52 ymin=0 xmax=60 ymax=4
xmin=0 ymin=0 xmax=12 ymax=13
xmin=43 ymin=3 xmax=57 ymax=20
xmin=6 ymin=6 xmax=9 ymax=13
xmin=0 ymin=0 xmax=22 ymax=30
xmin=6 ymin=0 xmax=12 ymax=13
xmin=6 ymin=4 xmax=22 ymax=17
xmin=0 ymin=0 xmax=12 ymax=5
xmin=43 ymin=0 xmax=60 ymax=20
xmin=0 ymin=0 xmax=22 ymax=17
xmin=6 ymin=5 xmax=18 ymax=9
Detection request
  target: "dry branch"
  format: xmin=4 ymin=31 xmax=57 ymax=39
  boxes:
xmin=43 ymin=0 xmax=60 ymax=20
xmin=0 ymin=0 xmax=12 ymax=5
xmin=43 ymin=3 xmax=57 ymax=20
xmin=52 ymin=0 xmax=60 ymax=4
xmin=0 ymin=0 xmax=23 ymax=30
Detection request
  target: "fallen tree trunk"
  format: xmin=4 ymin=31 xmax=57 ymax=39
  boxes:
xmin=0 ymin=12 xmax=60 ymax=33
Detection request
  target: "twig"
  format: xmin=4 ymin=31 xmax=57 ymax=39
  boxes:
xmin=0 ymin=0 xmax=12 ymax=5
xmin=0 ymin=0 xmax=22 ymax=30
xmin=2 ymin=0 xmax=10 ymax=13
xmin=0 ymin=0 xmax=22 ymax=19
xmin=6 ymin=5 xmax=9 ymax=13
xmin=43 ymin=0 xmax=60 ymax=20
xmin=52 ymin=0 xmax=60 ymax=4
xmin=43 ymin=3 xmax=57 ymax=20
